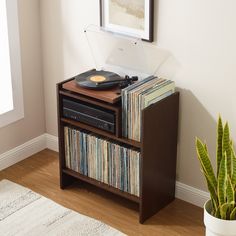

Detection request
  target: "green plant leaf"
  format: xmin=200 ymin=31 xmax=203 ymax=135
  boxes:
xmin=195 ymin=117 xmax=236 ymax=220
xmin=218 ymin=153 xmax=227 ymax=206
xmin=231 ymin=145 xmax=236 ymax=186
xmin=223 ymin=123 xmax=231 ymax=177
xmin=209 ymin=198 xmax=216 ymax=216
xmin=214 ymin=206 xmax=221 ymax=218
xmin=196 ymin=138 xmax=217 ymax=190
xmin=217 ymin=116 xmax=223 ymax=177
xmin=202 ymin=170 xmax=218 ymax=211
xmin=220 ymin=203 xmax=231 ymax=220
xmin=226 ymin=175 xmax=235 ymax=203
xmin=230 ymin=206 xmax=236 ymax=220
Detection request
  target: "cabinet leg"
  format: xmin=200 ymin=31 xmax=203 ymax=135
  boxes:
xmin=60 ymin=172 xmax=75 ymax=189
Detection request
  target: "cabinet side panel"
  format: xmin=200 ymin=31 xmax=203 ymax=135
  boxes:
xmin=140 ymin=92 xmax=179 ymax=223
xmin=57 ymin=83 xmax=75 ymax=188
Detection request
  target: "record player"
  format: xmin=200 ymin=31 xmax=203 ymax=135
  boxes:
xmin=73 ymin=25 xmax=169 ymax=92
xmin=61 ymin=26 xmax=170 ymax=133
xmin=75 ymin=69 xmax=138 ymax=90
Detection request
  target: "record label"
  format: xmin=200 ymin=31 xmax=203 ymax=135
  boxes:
xmin=89 ymin=75 xmax=106 ymax=83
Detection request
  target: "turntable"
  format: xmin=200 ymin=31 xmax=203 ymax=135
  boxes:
xmin=75 ymin=25 xmax=167 ymax=90
xmin=63 ymin=25 xmax=169 ymax=103
xmin=75 ymin=69 xmax=138 ymax=90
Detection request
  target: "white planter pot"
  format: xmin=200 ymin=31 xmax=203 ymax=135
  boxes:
xmin=204 ymin=200 xmax=236 ymax=236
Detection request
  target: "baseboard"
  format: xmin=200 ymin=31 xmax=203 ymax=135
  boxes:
xmin=45 ymin=133 xmax=58 ymax=152
xmin=175 ymin=181 xmax=210 ymax=208
xmin=0 ymin=134 xmax=46 ymax=171
xmin=0 ymin=133 xmax=209 ymax=208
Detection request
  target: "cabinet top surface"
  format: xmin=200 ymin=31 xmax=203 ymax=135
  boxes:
xmin=62 ymin=80 xmax=121 ymax=104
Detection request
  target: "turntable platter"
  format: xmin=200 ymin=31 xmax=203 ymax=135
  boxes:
xmin=75 ymin=69 xmax=123 ymax=90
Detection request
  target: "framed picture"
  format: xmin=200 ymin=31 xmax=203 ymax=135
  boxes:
xmin=100 ymin=0 xmax=154 ymax=42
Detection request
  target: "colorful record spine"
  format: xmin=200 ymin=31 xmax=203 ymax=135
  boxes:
xmin=64 ymin=127 xmax=140 ymax=197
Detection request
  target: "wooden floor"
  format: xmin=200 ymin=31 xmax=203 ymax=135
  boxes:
xmin=0 ymin=149 xmax=204 ymax=235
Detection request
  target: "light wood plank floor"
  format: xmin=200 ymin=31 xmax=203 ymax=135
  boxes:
xmin=0 ymin=149 xmax=204 ymax=235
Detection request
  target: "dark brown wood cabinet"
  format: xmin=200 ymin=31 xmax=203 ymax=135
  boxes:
xmin=57 ymin=78 xmax=179 ymax=223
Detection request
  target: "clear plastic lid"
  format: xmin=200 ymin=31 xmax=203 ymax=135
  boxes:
xmin=84 ymin=25 xmax=170 ymax=79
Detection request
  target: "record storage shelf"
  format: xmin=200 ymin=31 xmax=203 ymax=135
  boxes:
xmin=57 ymin=78 xmax=179 ymax=223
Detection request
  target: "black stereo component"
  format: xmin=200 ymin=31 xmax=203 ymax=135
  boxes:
xmin=62 ymin=98 xmax=115 ymax=133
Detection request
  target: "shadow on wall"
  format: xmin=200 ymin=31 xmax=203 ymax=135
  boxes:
xmin=176 ymin=88 xmax=219 ymax=191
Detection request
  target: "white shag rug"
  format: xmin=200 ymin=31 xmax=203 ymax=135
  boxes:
xmin=0 ymin=179 xmax=125 ymax=236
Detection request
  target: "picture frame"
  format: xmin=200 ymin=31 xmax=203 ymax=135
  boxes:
xmin=100 ymin=0 xmax=154 ymax=42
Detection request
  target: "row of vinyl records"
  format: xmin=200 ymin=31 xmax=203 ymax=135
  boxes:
xmin=122 ymin=76 xmax=175 ymax=141
xmin=64 ymin=127 xmax=141 ymax=197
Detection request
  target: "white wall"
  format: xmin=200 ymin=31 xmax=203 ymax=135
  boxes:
xmin=0 ymin=0 xmax=45 ymax=155
xmin=157 ymin=0 xmax=236 ymax=190
xmin=41 ymin=0 xmax=236 ymax=191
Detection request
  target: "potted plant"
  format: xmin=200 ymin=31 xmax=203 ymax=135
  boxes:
xmin=196 ymin=116 xmax=236 ymax=236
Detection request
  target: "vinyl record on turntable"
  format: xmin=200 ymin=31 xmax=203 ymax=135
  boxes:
xmin=75 ymin=69 xmax=123 ymax=90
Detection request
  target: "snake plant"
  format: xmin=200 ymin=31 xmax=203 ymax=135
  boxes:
xmin=196 ymin=116 xmax=236 ymax=220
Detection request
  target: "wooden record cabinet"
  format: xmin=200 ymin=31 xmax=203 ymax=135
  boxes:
xmin=57 ymin=78 xmax=179 ymax=223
